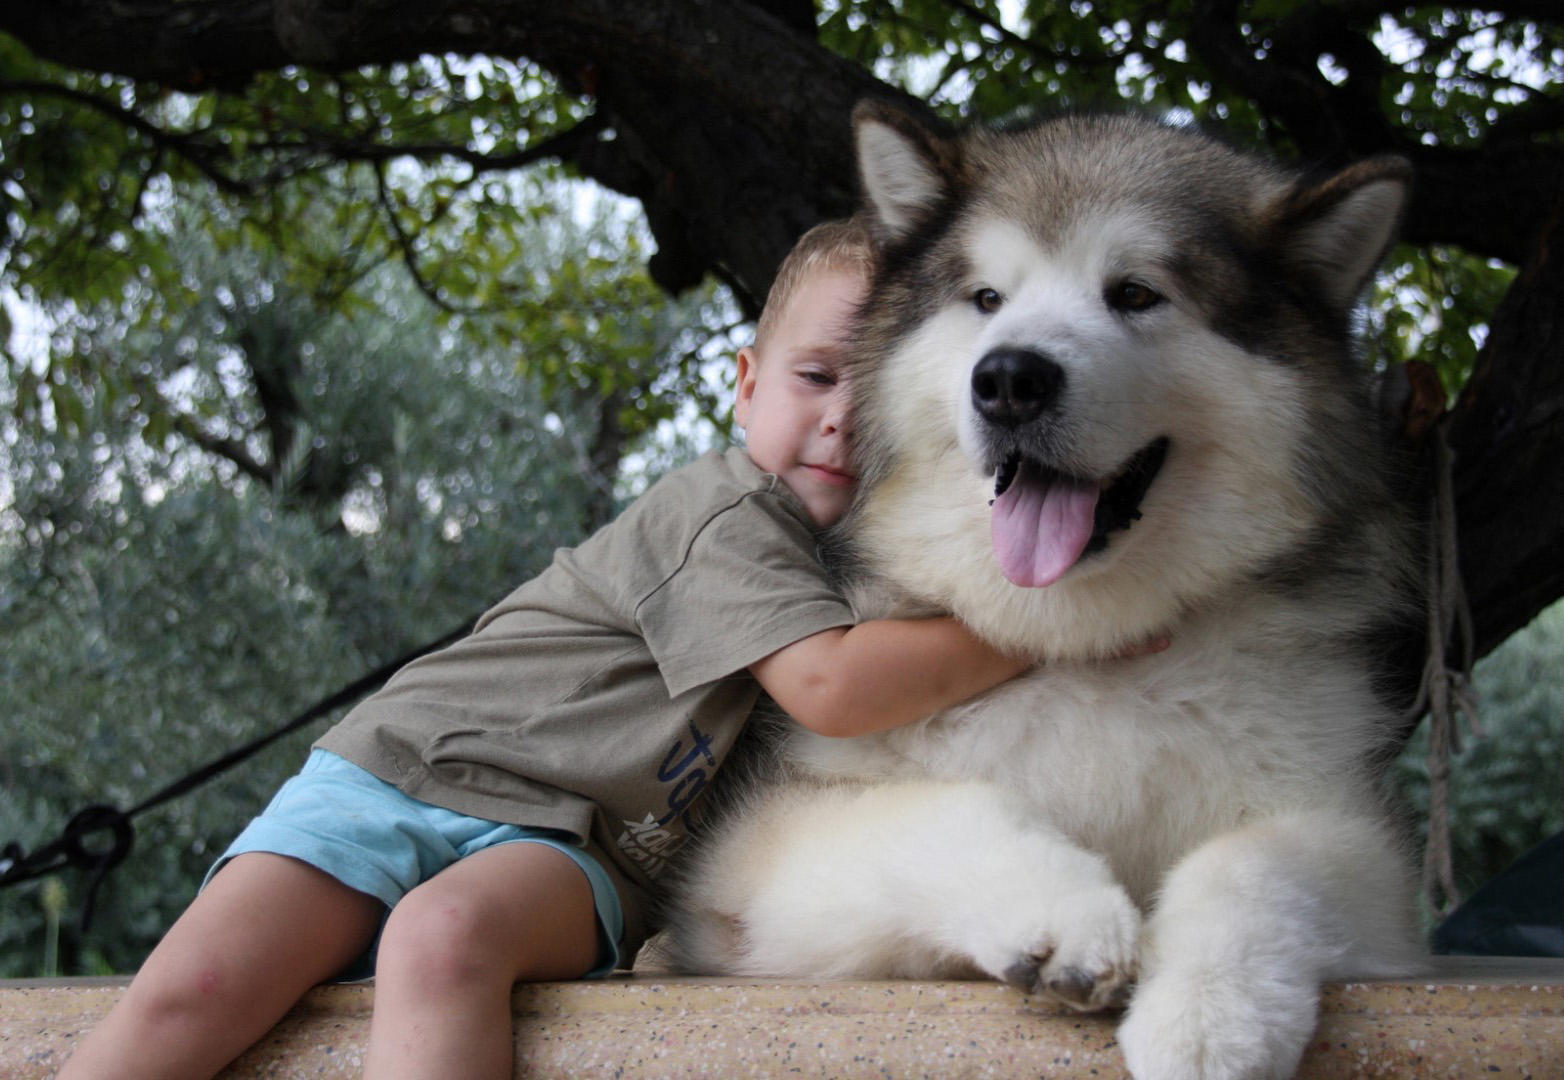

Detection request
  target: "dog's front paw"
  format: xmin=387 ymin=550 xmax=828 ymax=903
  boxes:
xmin=1117 ymin=967 xmax=1316 ymax=1080
xmin=992 ymin=881 xmax=1140 ymax=1012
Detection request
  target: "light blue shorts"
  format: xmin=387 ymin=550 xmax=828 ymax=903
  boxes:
xmin=206 ymin=749 xmax=624 ymax=980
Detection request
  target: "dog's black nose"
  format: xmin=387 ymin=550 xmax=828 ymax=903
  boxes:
xmin=971 ymin=348 xmax=1063 ymax=427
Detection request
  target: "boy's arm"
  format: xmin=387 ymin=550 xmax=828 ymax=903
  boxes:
xmin=748 ymin=617 xmax=1034 ymax=738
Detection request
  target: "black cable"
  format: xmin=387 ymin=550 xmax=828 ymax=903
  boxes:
xmin=0 ymin=620 xmax=471 ymax=930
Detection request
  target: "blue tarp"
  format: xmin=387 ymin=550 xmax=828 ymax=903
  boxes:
xmin=1434 ymin=829 xmax=1564 ymax=957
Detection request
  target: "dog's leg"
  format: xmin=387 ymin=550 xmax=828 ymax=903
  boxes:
xmin=673 ymin=779 xmax=1140 ymax=1010
xmin=1116 ymin=807 xmax=1422 ymax=1080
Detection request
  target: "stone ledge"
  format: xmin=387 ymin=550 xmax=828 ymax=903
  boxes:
xmin=4 ymin=957 xmax=1562 ymax=1077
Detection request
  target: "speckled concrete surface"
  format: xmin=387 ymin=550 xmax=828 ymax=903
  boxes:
xmin=4 ymin=958 xmax=1561 ymax=1077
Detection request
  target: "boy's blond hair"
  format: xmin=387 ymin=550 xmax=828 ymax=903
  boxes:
xmin=753 ymin=217 xmax=876 ymax=352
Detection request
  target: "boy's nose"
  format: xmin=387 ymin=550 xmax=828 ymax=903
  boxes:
xmin=820 ymin=398 xmax=850 ymax=437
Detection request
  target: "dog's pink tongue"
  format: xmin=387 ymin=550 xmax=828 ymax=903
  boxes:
xmin=991 ymin=462 xmax=1099 ymax=587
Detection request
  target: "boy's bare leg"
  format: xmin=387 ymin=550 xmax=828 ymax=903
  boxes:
xmin=364 ymin=842 xmax=600 ymax=1080
xmin=58 ymin=852 xmax=383 ymax=1080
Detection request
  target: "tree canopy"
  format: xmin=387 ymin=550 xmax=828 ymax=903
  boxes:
xmin=3 ymin=1 xmax=1562 ymax=658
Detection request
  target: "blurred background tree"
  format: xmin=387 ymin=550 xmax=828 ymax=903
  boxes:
xmin=1 ymin=1 xmax=1560 ymax=972
xmin=1396 ymin=602 xmax=1564 ymax=904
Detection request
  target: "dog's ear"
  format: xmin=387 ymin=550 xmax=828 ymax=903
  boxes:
xmin=1277 ymin=157 xmax=1412 ymax=312
xmin=853 ymin=100 xmax=958 ymax=242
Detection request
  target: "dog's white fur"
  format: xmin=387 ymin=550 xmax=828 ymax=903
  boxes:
xmin=666 ymin=110 xmax=1424 ymax=1079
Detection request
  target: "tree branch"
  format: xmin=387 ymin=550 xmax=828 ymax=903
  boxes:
xmin=1 ymin=0 xmax=905 ymax=307
xmin=1447 ymin=191 xmax=1564 ymax=657
xmin=371 ymin=164 xmax=474 ymax=317
xmin=1183 ymin=0 xmax=1562 ymax=265
xmin=0 ymin=79 xmax=255 ymax=197
xmin=252 ymin=110 xmax=609 ymax=176
xmin=126 ymin=372 xmax=274 ymax=484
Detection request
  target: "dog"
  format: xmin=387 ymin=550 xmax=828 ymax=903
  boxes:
xmin=662 ymin=103 xmax=1426 ymax=1080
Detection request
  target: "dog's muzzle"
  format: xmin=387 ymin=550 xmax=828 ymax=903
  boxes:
xmin=974 ymin=346 xmax=1169 ymax=588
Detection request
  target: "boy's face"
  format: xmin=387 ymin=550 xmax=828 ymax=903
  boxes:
xmin=734 ymin=267 xmax=866 ymax=528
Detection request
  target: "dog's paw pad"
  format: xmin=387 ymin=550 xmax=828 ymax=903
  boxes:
xmin=1001 ymin=949 xmax=1053 ymax=994
xmin=1003 ymin=953 xmax=1133 ymax=1011
xmin=999 ymin=883 xmax=1140 ymax=1011
xmin=1045 ymin=965 xmax=1098 ymax=1006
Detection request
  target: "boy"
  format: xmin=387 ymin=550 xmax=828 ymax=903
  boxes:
xmin=58 ymin=218 xmax=1036 ymax=1080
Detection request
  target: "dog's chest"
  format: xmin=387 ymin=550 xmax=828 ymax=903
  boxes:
xmin=789 ymin=633 xmax=1378 ymax=897
xmin=912 ymin=657 xmax=1279 ymax=809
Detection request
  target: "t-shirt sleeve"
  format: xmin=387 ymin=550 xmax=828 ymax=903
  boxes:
xmin=634 ymin=492 xmax=855 ymax=699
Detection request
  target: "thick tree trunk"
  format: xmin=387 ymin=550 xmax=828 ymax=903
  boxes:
xmin=1447 ymin=199 xmax=1564 ymax=657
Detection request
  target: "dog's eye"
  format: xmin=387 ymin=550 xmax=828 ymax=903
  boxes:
xmin=973 ymin=287 xmax=1003 ymax=314
xmin=1108 ymin=281 xmax=1163 ymax=313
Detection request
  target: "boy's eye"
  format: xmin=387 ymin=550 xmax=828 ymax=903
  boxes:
xmin=801 ymin=370 xmax=837 ymax=386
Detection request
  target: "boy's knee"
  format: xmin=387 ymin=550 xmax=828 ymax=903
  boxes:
xmin=377 ymin=892 xmax=502 ymax=984
xmin=122 ymin=953 xmax=258 ymax=1031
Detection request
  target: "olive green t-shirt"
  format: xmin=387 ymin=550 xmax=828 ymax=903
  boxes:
xmin=315 ymin=447 xmax=854 ymax=893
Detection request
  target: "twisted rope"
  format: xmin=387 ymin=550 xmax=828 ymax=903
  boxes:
xmin=1401 ymin=419 xmax=1481 ymax=917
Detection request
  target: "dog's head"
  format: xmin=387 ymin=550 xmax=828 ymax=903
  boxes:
xmin=843 ymin=104 xmax=1411 ymax=657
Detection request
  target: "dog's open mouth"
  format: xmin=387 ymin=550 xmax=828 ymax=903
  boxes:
xmin=990 ymin=437 xmax=1169 ymax=587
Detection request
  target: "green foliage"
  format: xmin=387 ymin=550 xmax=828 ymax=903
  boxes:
xmin=817 ymin=1 xmax=1562 ymax=159
xmin=2 ymin=48 xmax=690 ymax=448
xmin=462 ymin=211 xmax=741 ymax=453
xmin=1366 ymin=246 xmax=1516 ymax=396
xmin=0 ymin=190 xmax=729 ymax=975
xmin=2 ymin=30 xmax=749 ymax=974
xmin=1374 ymin=8 xmax=1558 ymax=149
xmin=0 ymin=315 xmax=599 ymax=974
xmin=820 ymin=1 xmax=1294 ymax=132
xmin=1394 ymin=601 xmax=1564 ymax=900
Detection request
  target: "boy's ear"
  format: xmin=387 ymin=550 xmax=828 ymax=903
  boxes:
xmin=733 ymin=345 xmax=759 ymax=430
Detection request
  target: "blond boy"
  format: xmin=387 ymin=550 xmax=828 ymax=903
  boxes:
xmin=59 ymin=219 xmax=1032 ymax=1080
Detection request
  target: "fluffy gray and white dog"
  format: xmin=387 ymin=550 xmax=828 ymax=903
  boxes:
xmin=665 ymin=104 xmax=1426 ymax=1080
